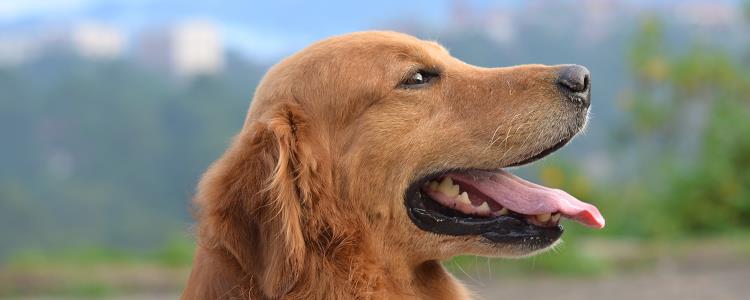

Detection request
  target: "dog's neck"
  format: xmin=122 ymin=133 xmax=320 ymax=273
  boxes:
xmin=286 ymin=234 xmax=471 ymax=299
xmin=184 ymin=241 xmax=471 ymax=300
xmin=368 ymin=256 xmax=472 ymax=300
xmin=306 ymin=250 xmax=471 ymax=300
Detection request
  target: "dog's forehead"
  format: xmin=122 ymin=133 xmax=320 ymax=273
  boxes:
xmin=247 ymin=32 xmax=454 ymax=121
xmin=424 ymin=40 xmax=449 ymax=54
xmin=325 ymin=31 xmax=450 ymax=62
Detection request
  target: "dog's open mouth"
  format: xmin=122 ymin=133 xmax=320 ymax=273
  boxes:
xmin=405 ymin=140 xmax=605 ymax=247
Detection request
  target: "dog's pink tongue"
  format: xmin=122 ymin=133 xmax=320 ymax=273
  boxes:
xmin=452 ymin=170 xmax=605 ymax=229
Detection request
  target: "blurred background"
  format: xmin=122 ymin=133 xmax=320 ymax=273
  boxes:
xmin=1 ymin=0 xmax=750 ymax=299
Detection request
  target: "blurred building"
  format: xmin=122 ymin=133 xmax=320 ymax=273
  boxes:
xmin=70 ymin=22 xmax=124 ymax=59
xmin=448 ymin=0 xmax=517 ymax=44
xmin=0 ymin=22 xmax=123 ymax=65
xmin=579 ymin=0 xmax=619 ymax=43
xmin=136 ymin=20 xmax=225 ymax=77
xmin=484 ymin=9 xmax=516 ymax=44
xmin=674 ymin=1 xmax=741 ymax=28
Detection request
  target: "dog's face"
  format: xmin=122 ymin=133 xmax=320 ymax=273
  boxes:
xmin=248 ymin=31 xmax=604 ymax=262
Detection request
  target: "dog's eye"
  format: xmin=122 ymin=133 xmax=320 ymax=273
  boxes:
xmin=405 ymin=72 xmax=426 ymax=85
xmin=401 ymin=71 xmax=436 ymax=87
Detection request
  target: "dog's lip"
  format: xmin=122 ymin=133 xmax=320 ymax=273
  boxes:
xmin=505 ymin=137 xmax=572 ymax=168
xmin=405 ymin=182 xmax=564 ymax=245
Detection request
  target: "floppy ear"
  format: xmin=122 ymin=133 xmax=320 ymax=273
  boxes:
xmin=195 ymin=103 xmax=329 ymax=298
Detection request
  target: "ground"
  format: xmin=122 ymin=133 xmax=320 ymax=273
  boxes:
xmin=5 ymin=237 xmax=750 ymax=299
xmin=471 ymin=261 xmax=750 ymax=300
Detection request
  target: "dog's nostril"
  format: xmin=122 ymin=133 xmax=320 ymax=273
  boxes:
xmin=557 ymin=65 xmax=591 ymax=108
xmin=557 ymin=65 xmax=590 ymax=93
xmin=582 ymin=74 xmax=589 ymax=91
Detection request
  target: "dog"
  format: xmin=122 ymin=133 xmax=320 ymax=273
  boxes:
xmin=181 ymin=31 xmax=605 ymax=300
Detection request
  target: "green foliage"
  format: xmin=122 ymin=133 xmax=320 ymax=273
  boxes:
xmin=6 ymin=235 xmax=195 ymax=269
xmin=629 ymin=16 xmax=668 ymax=83
xmin=662 ymin=99 xmax=750 ymax=233
xmin=587 ymin=16 xmax=750 ymax=239
xmin=154 ymin=236 xmax=196 ymax=267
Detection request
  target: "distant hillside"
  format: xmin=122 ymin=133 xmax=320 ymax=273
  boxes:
xmin=0 ymin=53 xmax=264 ymax=257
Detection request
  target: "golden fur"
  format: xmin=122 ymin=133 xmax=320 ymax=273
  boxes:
xmin=182 ymin=31 xmax=582 ymax=299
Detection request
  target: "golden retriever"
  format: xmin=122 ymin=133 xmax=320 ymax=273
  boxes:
xmin=182 ymin=31 xmax=605 ymax=300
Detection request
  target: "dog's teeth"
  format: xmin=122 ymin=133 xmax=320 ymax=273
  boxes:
xmin=428 ymin=181 xmax=439 ymax=191
xmin=536 ymin=213 xmax=551 ymax=222
xmin=550 ymin=213 xmax=561 ymax=222
xmin=477 ymin=202 xmax=491 ymax=214
xmin=494 ymin=208 xmax=509 ymax=216
xmin=451 ymin=185 xmax=460 ymax=197
xmin=438 ymin=177 xmax=460 ymax=197
xmin=456 ymin=192 xmax=471 ymax=204
xmin=438 ymin=177 xmax=452 ymax=189
xmin=438 ymin=177 xmax=453 ymax=194
xmin=446 ymin=187 xmax=459 ymax=197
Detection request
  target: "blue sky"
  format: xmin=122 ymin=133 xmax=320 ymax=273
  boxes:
xmin=0 ymin=0 xmax=741 ymax=61
xmin=0 ymin=0 xmax=477 ymax=60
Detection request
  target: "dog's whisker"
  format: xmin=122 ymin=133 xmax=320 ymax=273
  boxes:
xmin=514 ymin=107 xmax=545 ymax=156
xmin=496 ymin=118 xmax=535 ymax=161
xmin=484 ymin=111 xmax=524 ymax=153
xmin=474 ymin=255 xmax=480 ymax=281
xmin=451 ymin=258 xmax=477 ymax=283
xmin=484 ymin=123 xmax=505 ymax=153
xmin=486 ymin=257 xmax=492 ymax=282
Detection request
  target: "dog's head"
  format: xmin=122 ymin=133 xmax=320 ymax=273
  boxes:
xmin=199 ymin=31 xmax=604 ymax=297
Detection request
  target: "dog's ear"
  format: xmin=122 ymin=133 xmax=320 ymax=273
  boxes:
xmin=195 ymin=103 xmax=329 ymax=298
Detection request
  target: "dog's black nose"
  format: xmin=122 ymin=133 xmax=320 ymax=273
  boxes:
xmin=557 ymin=65 xmax=591 ymax=108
